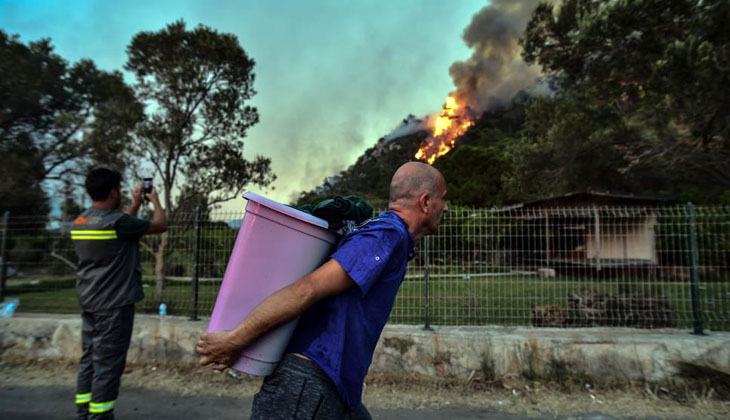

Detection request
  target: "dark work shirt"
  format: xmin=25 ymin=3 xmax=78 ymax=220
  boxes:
xmin=72 ymin=208 xmax=148 ymax=311
xmin=115 ymin=214 xmax=150 ymax=241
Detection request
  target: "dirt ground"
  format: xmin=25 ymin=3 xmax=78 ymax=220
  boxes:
xmin=0 ymin=358 xmax=728 ymax=420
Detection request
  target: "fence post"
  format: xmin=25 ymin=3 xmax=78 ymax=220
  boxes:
xmin=685 ymin=202 xmax=704 ymax=335
xmin=423 ymin=236 xmax=432 ymax=331
xmin=190 ymin=206 xmax=201 ymax=321
xmin=0 ymin=211 xmax=9 ymax=301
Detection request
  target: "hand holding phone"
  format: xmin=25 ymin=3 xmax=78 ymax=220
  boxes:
xmin=143 ymin=178 xmax=153 ymax=194
xmin=142 ymin=178 xmax=153 ymax=203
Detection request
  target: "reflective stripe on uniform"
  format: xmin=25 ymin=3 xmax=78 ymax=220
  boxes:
xmin=70 ymin=230 xmax=118 ymax=240
xmin=71 ymin=235 xmax=117 ymax=240
xmin=89 ymin=400 xmax=116 ymax=413
xmin=75 ymin=393 xmax=92 ymax=404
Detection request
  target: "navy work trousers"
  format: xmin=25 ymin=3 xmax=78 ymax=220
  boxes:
xmin=75 ymin=304 xmax=135 ymax=420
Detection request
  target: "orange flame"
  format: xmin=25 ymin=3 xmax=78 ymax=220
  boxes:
xmin=415 ymin=94 xmax=474 ymax=164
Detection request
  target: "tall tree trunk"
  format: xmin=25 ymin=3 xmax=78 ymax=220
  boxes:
xmin=154 ymin=176 xmax=173 ymax=302
xmin=154 ymin=231 xmax=167 ymax=301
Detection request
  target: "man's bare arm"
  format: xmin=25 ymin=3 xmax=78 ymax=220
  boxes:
xmin=196 ymin=258 xmax=355 ymax=370
xmin=145 ymin=187 xmax=167 ymax=234
xmin=125 ymin=185 xmax=143 ymax=216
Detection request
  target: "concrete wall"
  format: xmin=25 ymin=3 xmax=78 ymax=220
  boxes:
xmin=2 ymin=314 xmax=729 ymax=383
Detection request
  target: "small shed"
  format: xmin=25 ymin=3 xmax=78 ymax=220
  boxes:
xmin=501 ymin=191 xmax=676 ymax=273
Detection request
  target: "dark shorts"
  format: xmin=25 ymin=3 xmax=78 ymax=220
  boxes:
xmin=250 ymin=354 xmax=371 ymax=420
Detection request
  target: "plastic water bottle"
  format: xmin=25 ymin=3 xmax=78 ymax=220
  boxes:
xmin=158 ymin=302 xmax=167 ymax=321
xmin=0 ymin=298 xmax=18 ymax=318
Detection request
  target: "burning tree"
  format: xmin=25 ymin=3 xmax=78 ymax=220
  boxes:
xmin=413 ymin=0 xmax=542 ymax=166
xmin=415 ymin=95 xmax=476 ymax=165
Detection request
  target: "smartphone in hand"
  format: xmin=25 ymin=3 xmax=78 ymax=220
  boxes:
xmin=143 ymin=178 xmax=153 ymax=194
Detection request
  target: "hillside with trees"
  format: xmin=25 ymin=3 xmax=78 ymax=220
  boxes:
xmin=295 ymin=0 xmax=730 ymax=208
xmin=292 ymin=130 xmax=426 ymax=209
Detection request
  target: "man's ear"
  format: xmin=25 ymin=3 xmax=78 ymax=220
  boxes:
xmin=418 ymin=192 xmax=430 ymax=213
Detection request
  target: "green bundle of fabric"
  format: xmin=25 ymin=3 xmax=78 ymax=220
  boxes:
xmin=299 ymin=196 xmax=373 ymax=232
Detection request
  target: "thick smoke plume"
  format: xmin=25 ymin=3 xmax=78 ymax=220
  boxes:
xmin=385 ymin=1 xmax=546 ymax=143
xmin=449 ymin=0 xmax=544 ymax=111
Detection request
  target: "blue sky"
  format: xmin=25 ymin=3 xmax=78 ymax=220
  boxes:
xmin=1 ymin=0 xmax=488 ymax=210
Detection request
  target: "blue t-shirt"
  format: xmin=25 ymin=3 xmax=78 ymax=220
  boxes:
xmin=286 ymin=211 xmax=415 ymax=408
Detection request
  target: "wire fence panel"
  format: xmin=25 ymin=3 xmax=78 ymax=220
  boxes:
xmin=0 ymin=205 xmax=728 ymax=331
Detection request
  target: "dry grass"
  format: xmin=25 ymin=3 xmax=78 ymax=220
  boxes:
xmin=363 ymin=370 xmax=730 ymax=419
xmin=673 ymin=361 xmax=730 ymax=401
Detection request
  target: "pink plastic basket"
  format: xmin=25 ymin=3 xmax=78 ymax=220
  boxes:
xmin=206 ymin=192 xmax=338 ymax=375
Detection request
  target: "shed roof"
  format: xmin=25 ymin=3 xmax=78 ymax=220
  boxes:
xmin=502 ymin=191 xmax=677 ymax=210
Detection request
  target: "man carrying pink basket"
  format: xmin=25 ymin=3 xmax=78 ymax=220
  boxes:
xmin=197 ymin=162 xmax=448 ymax=419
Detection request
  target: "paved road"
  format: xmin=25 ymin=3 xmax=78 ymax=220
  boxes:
xmin=0 ymin=384 xmax=633 ymax=420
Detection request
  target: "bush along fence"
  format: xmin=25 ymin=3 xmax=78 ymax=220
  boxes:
xmin=0 ymin=204 xmax=728 ymax=332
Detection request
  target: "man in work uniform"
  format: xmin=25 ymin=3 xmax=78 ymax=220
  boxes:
xmin=197 ymin=162 xmax=448 ymax=419
xmin=71 ymin=167 xmax=167 ymax=420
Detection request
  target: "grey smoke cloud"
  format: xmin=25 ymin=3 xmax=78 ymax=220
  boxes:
xmin=385 ymin=0 xmax=546 ymax=143
xmin=382 ymin=115 xmax=426 ymax=142
xmin=449 ymin=0 xmax=544 ymax=111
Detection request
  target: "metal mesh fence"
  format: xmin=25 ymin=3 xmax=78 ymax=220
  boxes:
xmin=1 ymin=204 xmax=728 ymax=331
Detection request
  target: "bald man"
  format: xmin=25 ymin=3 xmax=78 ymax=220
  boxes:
xmin=197 ymin=162 xmax=448 ymax=419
